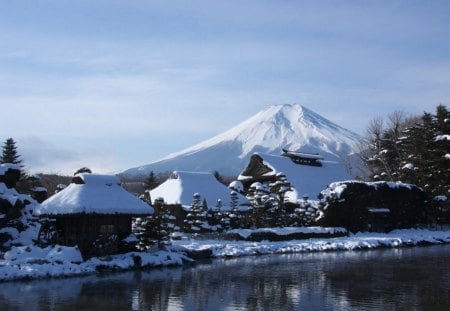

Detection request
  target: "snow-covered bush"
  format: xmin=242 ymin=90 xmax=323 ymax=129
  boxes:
xmin=1 ymin=164 xmax=41 ymax=252
xmin=317 ymin=180 xmax=427 ymax=232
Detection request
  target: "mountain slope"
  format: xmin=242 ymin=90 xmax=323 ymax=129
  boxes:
xmin=123 ymin=104 xmax=363 ymax=176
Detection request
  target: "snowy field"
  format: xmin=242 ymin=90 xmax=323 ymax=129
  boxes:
xmin=1 ymin=228 xmax=450 ymax=282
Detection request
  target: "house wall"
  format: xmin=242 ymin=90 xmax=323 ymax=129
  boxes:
xmin=55 ymin=215 xmax=133 ymax=258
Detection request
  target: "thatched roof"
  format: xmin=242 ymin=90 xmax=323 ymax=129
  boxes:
xmin=35 ymin=173 xmax=153 ymax=216
xmin=150 ymin=171 xmax=248 ymax=209
xmin=238 ymin=153 xmax=352 ymax=200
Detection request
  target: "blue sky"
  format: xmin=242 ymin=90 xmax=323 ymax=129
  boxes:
xmin=1 ymin=0 xmax=449 ymax=175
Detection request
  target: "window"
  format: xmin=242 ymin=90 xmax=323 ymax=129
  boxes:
xmin=99 ymin=224 xmax=115 ymax=234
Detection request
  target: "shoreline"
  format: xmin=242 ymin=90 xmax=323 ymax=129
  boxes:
xmin=1 ymin=228 xmax=450 ymax=282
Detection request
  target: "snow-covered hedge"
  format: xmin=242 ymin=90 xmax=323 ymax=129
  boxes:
xmin=318 ymin=181 xmax=427 ymax=232
xmin=225 ymin=226 xmax=347 ymax=241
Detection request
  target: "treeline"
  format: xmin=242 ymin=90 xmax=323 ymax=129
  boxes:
xmin=361 ymin=104 xmax=449 ymax=223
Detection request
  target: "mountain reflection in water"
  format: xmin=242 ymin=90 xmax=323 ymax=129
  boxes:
xmin=1 ymin=245 xmax=449 ymax=310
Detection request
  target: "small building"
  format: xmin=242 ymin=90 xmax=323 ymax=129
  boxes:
xmin=34 ymin=173 xmax=153 ymax=258
xmin=281 ymin=148 xmax=323 ymax=166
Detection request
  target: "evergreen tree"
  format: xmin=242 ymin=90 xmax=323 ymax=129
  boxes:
xmin=152 ymin=197 xmax=171 ymax=249
xmin=184 ymin=193 xmax=208 ymax=232
xmin=267 ymin=173 xmax=292 ymax=227
xmin=213 ymin=199 xmax=223 ymax=231
xmin=398 ymin=107 xmax=449 ymax=197
xmin=228 ymin=191 xmax=241 ymax=229
xmin=135 ymin=198 xmax=172 ymax=250
xmin=230 ymin=190 xmax=239 ymax=211
xmin=144 ymin=171 xmax=159 ymax=190
xmin=1 ymin=138 xmax=22 ymax=165
xmin=363 ymin=104 xmax=450 ymax=225
xmin=0 ymin=138 xmax=37 ymax=194
xmin=247 ymin=184 xmax=269 ymax=228
xmin=134 ymin=216 xmax=154 ymax=251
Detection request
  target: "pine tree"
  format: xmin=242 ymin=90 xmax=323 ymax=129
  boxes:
xmin=1 ymin=138 xmax=22 ymax=165
xmin=134 ymin=216 xmax=154 ymax=251
xmin=153 ymin=197 xmax=171 ymax=249
xmin=135 ymin=198 xmax=171 ymax=250
xmin=364 ymin=105 xmax=450 ymax=226
xmin=267 ymin=173 xmax=292 ymax=227
xmin=398 ymin=109 xmax=446 ymax=194
xmin=144 ymin=171 xmax=159 ymax=190
xmin=228 ymin=191 xmax=241 ymax=229
xmin=0 ymin=138 xmax=36 ymax=194
xmin=184 ymin=193 xmax=208 ymax=232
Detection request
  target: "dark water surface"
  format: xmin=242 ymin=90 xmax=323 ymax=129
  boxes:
xmin=1 ymin=245 xmax=449 ymax=310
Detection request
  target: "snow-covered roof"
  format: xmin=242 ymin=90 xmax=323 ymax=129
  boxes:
xmin=150 ymin=171 xmax=248 ymax=209
xmin=282 ymin=149 xmax=324 ymax=160
xmin=238 ymin=153 xmax=352 ymax=201
xmin=35 ymin=174 xmax=153 ymax=216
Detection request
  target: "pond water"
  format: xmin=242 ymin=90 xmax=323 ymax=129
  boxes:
xmin=1 ymin=245 xmax=449 ymax=310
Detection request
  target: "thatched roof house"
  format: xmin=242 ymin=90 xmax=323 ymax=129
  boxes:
xmin=35 ymin=173 xmax=153 ymax=257
xmin=238 ymin=153 xmax=352 ymax=202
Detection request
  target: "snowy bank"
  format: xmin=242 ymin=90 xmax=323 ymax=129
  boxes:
xmin=0 ymin=245 xmax=191 ymax=282
xmin=225 ymin=226 xmax=347 ymax=241
xmin=171 ymin=229 xmax=450 ymax=258
xmin=1 ymin=229 xmax=450 ymax=282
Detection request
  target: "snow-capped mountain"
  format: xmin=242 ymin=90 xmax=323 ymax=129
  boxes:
xmin=123 ymin=104 xmax=363 ymax=177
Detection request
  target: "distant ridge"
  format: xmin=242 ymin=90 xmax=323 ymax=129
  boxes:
xmin=122 ymin=104 xmax=363 ymax=176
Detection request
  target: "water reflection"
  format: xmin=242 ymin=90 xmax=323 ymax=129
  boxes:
xmin=1 ymin=245 xmax=449 ymax=310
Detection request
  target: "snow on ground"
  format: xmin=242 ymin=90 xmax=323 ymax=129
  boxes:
xmin=1 ymin=228 xmax=449 ymax=282
xmin=226 ymin=226 xmax=347 ymax=239
xmin=0 ymin=245 xmax=191 ymax=282
xmin=170 ymin=228 xmax=450 ymax=258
